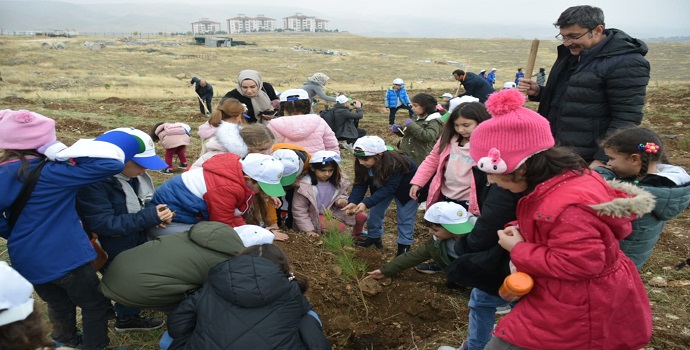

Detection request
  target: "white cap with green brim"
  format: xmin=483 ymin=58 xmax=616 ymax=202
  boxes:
xmin=240 ymin=153 xmax=286 ymax=197
xmin=423 ymin=201 xmax=475 ymax=235
xmin=272 ymin=148 xmax=301 ymax=186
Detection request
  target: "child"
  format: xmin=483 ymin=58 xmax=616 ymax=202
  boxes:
xmin=366 ymin=201 xmax=474 ymax=279
xmin=197 ymin=97 xmax=247 ymax=154
xmin=439 ymin=92 xmax=453 ymax=110
xmin=267 ymin=88 xmax=339 ymax=155
xmin=151 ymin=122 xmax=191 ymax=174
xmin=76 ymin=127 xmax=170 ymax=332
xmin=149 ymin=153 xmax=285 ymax=236
xmin=385 ymin=78 xmax=414 ymax=125
xmin=0 ymin=261 xmax=55 ymax=350
xmin=192 ymin=123 xmax=274 ymax=169
xmin=0 ymin=110 xmax=145 ymax=350
xmin=292 ymin=150 xmax=367 ymax=239
xmin=167 ymin=244 xmax=331 ymax=349
xmin=410 ymin=102 xmax=491 ymax=210
xmin=594 ymin=127 xmax=690 ymax=269
xmin=469 ymin=89 xmax=653 ymax=349
xmin=392 ymin=93 xmax=444 ymax=168
xmin=514 ymin=67 xmax=524 ymax=85
xmin=343 ymin=136 xmax=419 ymax=256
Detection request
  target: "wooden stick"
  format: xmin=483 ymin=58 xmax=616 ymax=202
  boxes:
xmin=525 ymin=39 xmax=540 ymax=79
xmin=196 ymin=94 xmax=210 ymax=114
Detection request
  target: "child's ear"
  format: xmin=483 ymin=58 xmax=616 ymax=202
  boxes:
xmin=629 ymin=153 xmax=642 ymax=165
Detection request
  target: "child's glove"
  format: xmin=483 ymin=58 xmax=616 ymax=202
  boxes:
xmin=391 ymin=124 xmax=400 ymax=133
xmin=37 ymin=141 xmax=67 ymax=161
xmin=403 ymin=119 xmax=414 ymax=127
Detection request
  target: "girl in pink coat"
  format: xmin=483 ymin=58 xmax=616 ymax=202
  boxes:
xmin=267 ymin=89 xmax=339 ymax=155
xmin=469 ymin=89 xmax=653 ymax=350
xmin=291 ymin=151 xmax=367 ymax=239
xmin=409 ymin=102 xmax=491 ymax=213
xmin=151 ymin=122 xmax=191 ymax=174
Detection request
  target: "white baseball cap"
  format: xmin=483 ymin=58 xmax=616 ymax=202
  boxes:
xmin=0 ymin=261 xmax=35 ymax=327
xmin=234 ymin=225 xmax=275 ymax=247
xmin=240 ymin=153 xmax=286 ymax=197
xmin=352 ymin=136 xmax=393 ymax=157
xmin=335 ymin=95 xmax=352 ymax=104
xmin=392 ymin=78 xmax=404 ymax=86
xmin=111 ymin=127 xmax=168 ymax=170
xmin=279 ymin=88 xmax=310 ymax=102
xmin=423 ymin=201 xmax=475 ymax=235
xmin=272 ymin=148 xmax=300 ymax=186
xmin=480 ymin=69 xmax=486 ymax=73
xmin=503 ymin=82 xmax=517 ymax=89
xmin=440 ymin=96 xmax=481 ymax=122
xmin=440 ymin=93 xmax=453 ymax=99
xmin=310 ymin=150 xmax=341 ymax=165
xmin=491 ymin=68 xmax=497 ymax=71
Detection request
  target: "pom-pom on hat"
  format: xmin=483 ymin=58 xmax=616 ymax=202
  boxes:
xmin=469 ymin=89 xmax=555 ymax=174
xmin=0 ymin=261 xmax=35 ymax=327
xmin=0 ymin=110 xmax=56 ymax=150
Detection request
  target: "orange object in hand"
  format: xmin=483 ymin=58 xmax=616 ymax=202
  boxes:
xmin=499 ymin=272 xmax=534 ymax=302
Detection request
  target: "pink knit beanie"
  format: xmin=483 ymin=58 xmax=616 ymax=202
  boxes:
xmin=469 ymin=89 xmax=555 ymax=174
xmin=0 ymin=110 xmax=57 ymax=150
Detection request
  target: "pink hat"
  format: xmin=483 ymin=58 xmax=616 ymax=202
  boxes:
xmin=0 ymin=110 xmax=56 ymax=150
xmin=469 ymin=89 xmax=554 ymax=174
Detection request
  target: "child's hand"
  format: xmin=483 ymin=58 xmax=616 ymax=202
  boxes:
xmin=409 ymin=185 xmax=420 ymax=200
xmin=268 ymin=196 xmax=282 ymax=208
xmin=335 ymin=199 xmax=348 ymax=208
xmin=342 ymin=203 xmax=356 ymax=215
xmin=498 ymin=226 xmax=524 ymax=252
xmin=391 ymin=124 xmax=400 ymax=133
xmin=403 ymin=119 xmax=414 ymax=127
xmin=156 ymin=204 xmax=174 ymax=224
xmin=343 ymin=203 xmax=367 ymax=215
xmin=366 ymin=269 xmax=386 ymax=280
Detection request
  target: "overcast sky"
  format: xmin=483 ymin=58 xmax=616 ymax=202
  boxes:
xmin=1 ymin=0 xmax=688 ymax=38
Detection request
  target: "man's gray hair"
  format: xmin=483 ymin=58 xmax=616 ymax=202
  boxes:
xmin=554 ymin=5 xmax=605 ymax=29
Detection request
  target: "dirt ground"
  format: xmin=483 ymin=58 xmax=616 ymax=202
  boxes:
xmin=1 ymin=86 xmax=689 ymax=349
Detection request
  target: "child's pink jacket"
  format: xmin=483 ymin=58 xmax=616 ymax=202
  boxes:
xmin=155 ymin=123 xmax=190 ymax=150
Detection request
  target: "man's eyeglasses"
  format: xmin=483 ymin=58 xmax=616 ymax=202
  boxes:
xmin=555 ymin=29 xmax=592 ymax=42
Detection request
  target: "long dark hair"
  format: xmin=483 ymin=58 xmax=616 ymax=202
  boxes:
xmin=240 ymin=244 xmax=308 ymax=293
xmin=279 ymin=100 xmax=311 ymax=116
xmin=437 ymin=102 xmax=491 ymax=154
xmin=149 ymin=122 xmax=164 ymax=142
xmin=600 ymin=127 xmax=664 ymax=181
xmin=0 ymin=150 xmax=44 ymax=181
xmin=0 ymin=302 xmax=55 ymax=350
xmin=353 ymin=150 xmax=411 ymax=187
xmin=513 ymin=146 xmax=587 ymax=193
xmin=309 ymin=159 xmax=341 ymax=187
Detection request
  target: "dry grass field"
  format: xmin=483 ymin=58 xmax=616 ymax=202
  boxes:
xmin=1 ymin=33 xmax=690 ymax=349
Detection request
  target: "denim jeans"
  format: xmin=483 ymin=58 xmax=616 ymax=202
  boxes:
xmin=388 ymin=105 xmax=414 ymax=125
xmin=366 ymin=196 xmax=417 ymax=245
xmin=33 ymin=263 xmax=111 ymax=350
xmin=467 ymin=288 xmax=512 ymax=350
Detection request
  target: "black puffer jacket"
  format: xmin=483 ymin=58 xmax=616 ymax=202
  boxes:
xmin=168 ymin=255 xmax=331 ymax=350
xmin=532 ymin=28 xmax=650 ymax=162
xmin=459 ymin=72 xmax=495 ymax=103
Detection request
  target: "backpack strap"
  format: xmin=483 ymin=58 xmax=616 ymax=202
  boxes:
xmin=8 ymin=158 xmax=48 ymax=229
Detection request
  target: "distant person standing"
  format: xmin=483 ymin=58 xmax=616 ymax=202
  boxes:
xmin=478 ymin=69 xmax=487 ymax=79
xmin=518 ymin=5 xmax=650 ymax=165
xmin=190 ymin=77 xmax=213 ymax=115
xmin=486 ymin=68 xmax=497 ymax=87
xmin=514 ymin=68 xmax=524 ymax=86
xmin=452 ymin=69 xmax=495 ymax=103
xmin=300 ymin=72 xmax=337 ymax=105
xmin=385 ymin=78 xmax=414 ymax=125
xmin=532 ymin=67 xmax=547 ymax=87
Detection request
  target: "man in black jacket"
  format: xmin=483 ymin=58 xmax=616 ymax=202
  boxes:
xmin=453 ymin=69 xmax=495 ymax=103
xmin=190 ymin=77 xmax=213 ymax=114
xmin=322 ymin=95 xmax=366 ymax=149
xmin=518 ymin=5 xmax=650 ymax=166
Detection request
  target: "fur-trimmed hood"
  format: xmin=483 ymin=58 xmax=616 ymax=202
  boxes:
xmin=590 ymin=179 xmax=655 ymax=219
xmin=206 ymin=122 xmax=249 ymax=157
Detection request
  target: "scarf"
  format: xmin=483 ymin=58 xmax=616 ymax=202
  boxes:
xmin=113 ymin=173 xmax=155 ymax=214
xmin=236 ymin=70 xmax=273 ymax=117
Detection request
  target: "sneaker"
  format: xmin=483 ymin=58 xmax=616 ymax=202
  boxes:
xmin=418 ymin=201 xmax=427 ymax=211
xmin=52 ymin=332 xmax=82 ymax=347
xmin=356 ymin=237 xmax=382 ymax=249
xmin=495 ymin=305 xmax=512 ymax=315
xmin=340 ymin=141 xmax=354 ymax=152
xmin=115 ymin=315 xmax=165 ymax=332
xmin=415 ymin=261 xmax=443 ymax=274
xmin=438 ymin=340 xmax=467 ymax=350
xmin=178 ymin=163 xmax=188 ymax=169
xmin=160 ymin=169 xmax=173 ymax=175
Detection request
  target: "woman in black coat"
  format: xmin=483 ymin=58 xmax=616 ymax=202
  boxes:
xmin=224 ymin=70 xmax=279 ymax=124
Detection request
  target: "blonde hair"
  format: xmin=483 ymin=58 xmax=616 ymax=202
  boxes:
xmin=240 ymin=123 xmax=275 ymax=149
xmin=209 ymin=98 xmax=246 ymax=127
